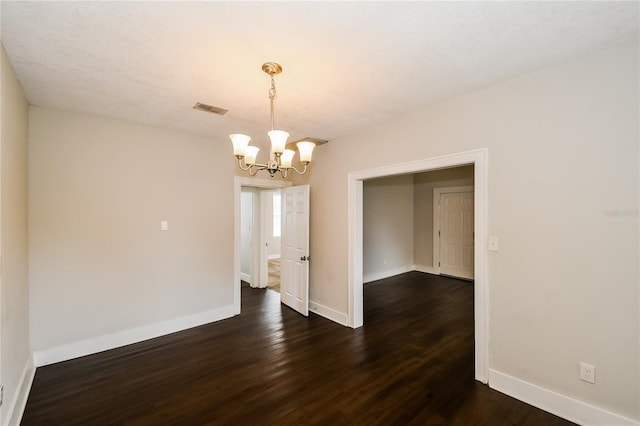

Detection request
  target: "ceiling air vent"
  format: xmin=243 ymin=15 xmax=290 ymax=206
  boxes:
xmin=193 ymin=102 xmax=228 ymax=115
xmin=287 ymin=137 xmax=329 ymax=149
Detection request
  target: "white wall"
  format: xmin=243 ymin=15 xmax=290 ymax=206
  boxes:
xmin=28 ymin=107 xmax=236 ymax=356
xmin=414 ymin=166 xmax=474 ymax=269
xmin=303 ymin=44 xmax=639 ymax=420
xmin=0 ymin=45 xmax=32 ymax=425
xmin=363 ymin=175 xmax=414 ymax=282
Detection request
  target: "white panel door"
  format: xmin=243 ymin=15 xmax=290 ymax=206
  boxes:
xmin=440 ymin=191 xmax=474 ymax=279
xmin=280 ymin=185 xmax=310 ymax=316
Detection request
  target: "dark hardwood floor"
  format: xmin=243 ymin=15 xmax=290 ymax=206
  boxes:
xmin=22 ymin=272 xmax=575 ymax=425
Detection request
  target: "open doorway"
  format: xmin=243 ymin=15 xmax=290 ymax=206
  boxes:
xmin=348 ymin=148 xmax=488 ymax=383
xmin=234 ymin=177 xmax=291 ymax=313
xmin=239 ymin=187 xmax=283 ymax=292
xmin=362 ymin=165 xmax=474 ymax=283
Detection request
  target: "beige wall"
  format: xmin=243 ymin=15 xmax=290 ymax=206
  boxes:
xmin=413 ymin=166 xmax=474 ymax=268
xmin=363 ymin=174 xmax=414 ymax=282
xmin=303 ymin=44 xmax=639 ymax=419
xmin=28 ymin=107 xmax=236 ymax=352
xmin=1 ymin=45 xmax=31 ymax=424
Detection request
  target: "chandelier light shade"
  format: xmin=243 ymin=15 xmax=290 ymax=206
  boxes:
xmin=297 ymin=141 xmax=316 ymax=163
xmin=230 ymin=133 xmax=251 ymax=156
xmin=280 ymin=149 xmax=295 ymax=168
xmin=231 ymin=62 xmax=315 ymax=178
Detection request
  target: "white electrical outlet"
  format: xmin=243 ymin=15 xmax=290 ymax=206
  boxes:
xmin=580 ymin=362 xmax=595 ymax=384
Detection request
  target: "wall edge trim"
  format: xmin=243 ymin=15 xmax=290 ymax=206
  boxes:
xmin=413 ymin=264 xmax=438 ymax=275
xmin=363 ymin=265 xmax=414 ymax=284
xmin=33 ymin=304 xmax=237 ymax=367
xmin=309 ymin=300 xmax=349 ymax=326
xmin=4 ymin=354 xmax=35 ymax=426
xmin=489 ymin=369 xmax=639 ymax=426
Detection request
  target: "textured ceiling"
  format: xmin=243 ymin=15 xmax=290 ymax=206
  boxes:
xmin=1 ymin=1 xmax=638 ymax=145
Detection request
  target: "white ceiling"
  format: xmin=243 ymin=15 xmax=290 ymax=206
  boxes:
xmin=1 ymin=1 xmax=638 ymax=145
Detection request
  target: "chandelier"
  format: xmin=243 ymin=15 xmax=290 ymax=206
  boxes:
xmin=230 ymin=62 xmax=316 ymax=178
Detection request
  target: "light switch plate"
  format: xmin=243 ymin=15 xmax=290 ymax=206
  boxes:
xmin=160 ymin=221 xmax=169 ymax=231
xmin=488 ymin=236 xmax=499 ymax=251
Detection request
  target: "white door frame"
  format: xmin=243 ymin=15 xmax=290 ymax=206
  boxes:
xmin=347 ymin=148 xmax=489 ymax=383
xmin=433 ymin=185 xmax=474 ymax=277
xmin=234 ymin=177 xmax=291 ymax=314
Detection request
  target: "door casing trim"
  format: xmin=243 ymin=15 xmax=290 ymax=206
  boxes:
xmin=347 ymin=148 xmax=489 ymax=383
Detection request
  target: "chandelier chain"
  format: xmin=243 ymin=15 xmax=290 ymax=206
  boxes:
xmin=269 ymin=75 xmax=277 ymax=131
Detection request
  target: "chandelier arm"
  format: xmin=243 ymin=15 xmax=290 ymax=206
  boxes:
xmin=249 ymin=165 xmax=265 ymax=177
xmin=237 ymin=159 xmax=309 ymax=177
xmin=237 ymin=158 xmax=272 ymax=175
xmin=289 ymin=163 xmax=309 ymax=175
xmin=236 ymin=157 xmax=252 ymax=172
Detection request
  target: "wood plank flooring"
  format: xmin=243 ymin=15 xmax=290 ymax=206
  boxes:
xmin=21 ymin=272 xmax=575 ymax=425
xmin=268 ymin=258 xmax=280 ymax=292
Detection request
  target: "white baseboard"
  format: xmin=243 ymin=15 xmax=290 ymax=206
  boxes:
xmin=267 ymin=254 xmax=280 ymax=260
xmin=33 ymin=304 xmax=237 ymax=367
xmin=363 ymin=264 xmax=414 ymax=284
xmin=489 ymin=369 xmax=639 ymax=426
xmin=413 ymin=264 xmax=438 ymax=275
xmin=240 ymin=273 xmax=251 ymax=282
xmin=309 ymin=300 xmax=349 ymax=326
xmin=4 ymin=354 xmax=35 ymax=426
